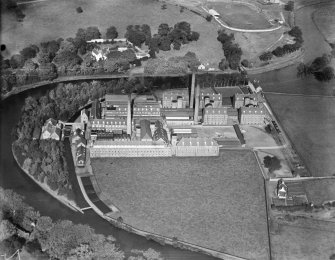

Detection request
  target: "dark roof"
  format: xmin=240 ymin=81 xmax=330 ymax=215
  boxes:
xmin=140 ymin=120 xmax=152 ymax=140
xmin=91 ymin=100 xmax=101 ymax=119
xmin=153 ymin=122 xmax=169 ymax=144
xmin=222 ymin=97 xmax=232 ymax=107
xmin=233 ymin=124 xmax=245 ymax=145
xmin=33 ymin=127 xmax=41 ymax=139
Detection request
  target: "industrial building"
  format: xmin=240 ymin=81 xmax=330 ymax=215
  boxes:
xmin=239 ymin=107 xmax=266 ymax=125
xmin=162 ymin=89 xmax=189 ymax=108
xmin=199 ymin=90 xmax=222 ymax=108
xmin=233 ymin=93 xmax=262 ymax=109
xmin=174 ymin=137 xmax=219 ymax=157
xmin=102 ymin=94 xmax=129 ymax=118
xmin=133 ymin=95 xmax=161 ymax=119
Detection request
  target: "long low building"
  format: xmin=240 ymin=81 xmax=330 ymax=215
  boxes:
xmin=174 ymin=137 xmax=219 ymax=157
xmin=90 ymin=140 xmax=172 ymax=157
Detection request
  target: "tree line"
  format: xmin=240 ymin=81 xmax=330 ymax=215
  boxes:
xmin=259 ymin=26 xmax=303 ymax=62
xmin=0 ymin=187 xmax=163 ymax=260
xmin=1 ymin=22 xmax=200 ymax=97
xmin=216 ymin=30 xmax=243 ymax=71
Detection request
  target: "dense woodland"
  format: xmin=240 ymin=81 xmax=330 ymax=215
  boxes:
xmin=0 ymin=187 xmax=163 ymax=260
xmin=1 ymin=22 xmax=200 ymax=96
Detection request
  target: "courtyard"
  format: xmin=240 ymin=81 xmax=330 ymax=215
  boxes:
xmin=92 ymin=150 xmax=270 ymax=260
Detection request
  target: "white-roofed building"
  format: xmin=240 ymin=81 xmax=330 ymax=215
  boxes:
xmin=174 ymin=137 xmax=219 ymax=157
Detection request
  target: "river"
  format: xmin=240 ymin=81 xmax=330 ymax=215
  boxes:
xmin=0 ymin=1 xmax=334 ymax=259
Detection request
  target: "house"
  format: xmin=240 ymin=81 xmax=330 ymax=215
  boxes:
xmin=91 ymin=47 xmax=110 ymax=61
xmin=276 ymin=179 xmax=288 ymax=199
xmin=162 ymin=89 xmax=189 ymax=109
xmin=239 ymin=107 xmax=266 ymax=125
xmin=81 ymin=109 xmax=89 ymax=124
xmin=208 ymin=9 xmax=220 ymax=18
xmin=140 ymin=120 xmax=152 ymax=141
xmin=174 ymin=137 xmax=219 ymax=157
xmin=198 ymin=64 xmax=206 ymax=70
xmin=41 ymin=118 xmax=62 ymax=140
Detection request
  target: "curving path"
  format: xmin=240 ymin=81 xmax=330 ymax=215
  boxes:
xmin=201 ymin=6 xmax=282 ymax=33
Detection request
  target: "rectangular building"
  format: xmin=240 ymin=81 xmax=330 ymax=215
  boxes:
xmin=239 ymin=107 xmax=266 ymax=125
xmin=202 ymin=107 xmax=228 ymax=125
xmin=90 ymin=118 xmax=127 ymax=132
xmin=162 ymin=89 xmax=189 ymax=108
xmin=174 ymin=137 xmax=219 ymax=157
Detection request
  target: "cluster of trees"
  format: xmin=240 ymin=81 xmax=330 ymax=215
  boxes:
xmin=124 ymin=22 xmax=199 ymax=58
xmin=297 ymin=53 xmax=334 ymax=82
xmin=263 ymin=156 xmax=281 ymax=173
xmin=1 ymin=22 xmax=200 ymax=97
xmin=144 ymin=52 xmax=200 ymax=75
xmin=197 ymin=72 xmax=248 ymax=87
xmin=0 ymin=187 xmax=163 ymax=260
xmin=217 ymin=30 xmax=243 ymax=70
xmin=13 ymin=139 xmax=73 ymax=199
xmin=284 ymin=1 xmax=294 ymax=12
xmin=259 ymin=26 xmax=303 ymax=61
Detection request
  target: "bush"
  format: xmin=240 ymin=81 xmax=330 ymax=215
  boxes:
xmin=206 ymin=15 xmax=213 ymax=22
xmin=76 ymin=6 xmax=83 ymax=13
xmin=241 ymin=59 xmax=250 ymax=68
xmin=259 ymin=52 xmax=273 ymax=61
xmin=284 ymin=1 xmax=294 ymax=11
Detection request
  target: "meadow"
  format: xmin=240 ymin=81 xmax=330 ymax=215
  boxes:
xmin=266 ymin=94 xmax=335 ymax=177
xmin=92 ymin=150 xmax=270 ymax=260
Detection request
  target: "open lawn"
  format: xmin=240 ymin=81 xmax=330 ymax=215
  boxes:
xmin=303 ymin=179 xmax=335 ymax=205
xmin=266 ymin=94 xmax=335 ymax=177
xmin=271 ymin=218 xmax=335 ymax=260
xmin=1 ymin=0 xmax=222 ymax=65
xmin=313 ymin=5 xmax=335 ymax=43
xmin=208 ymin=2 xmax=271 ymax=29
xmin=92 ymin=150 xmax=269 ymax=260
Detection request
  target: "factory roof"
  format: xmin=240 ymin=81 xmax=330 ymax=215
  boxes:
xmin=240 ymin=107 xmax=265 ymax=115
xmin=176 ymin=137 xmax=218 ymax=147
xmin=140 ymin=120 xmax=152 ymax=141
xmin=105 ymin=94 xmax=129 ymax=102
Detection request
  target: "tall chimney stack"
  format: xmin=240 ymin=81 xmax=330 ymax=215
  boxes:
xmin=127 ymin=95 xmax=132 ymax=135
xmin=194 ymin=83 xmax=200 ymax=124
xmin=190 ymin=73 xmax=195 ymax=108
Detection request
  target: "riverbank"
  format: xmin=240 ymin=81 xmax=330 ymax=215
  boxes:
xmin=11 ymin=141 xmax=83 ymax=213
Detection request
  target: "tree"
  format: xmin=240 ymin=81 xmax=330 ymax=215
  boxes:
xmin=53 ymin=50 xmax=83 ymax=71
xmin=106 ymin=26 xmax=118 ymax=40
xmin=259 ymin=52 xmax=273 ymax=61
xmin=189 ymin=31 xmax=200 ymax=41
xmin=141 ymin=24 xmax=152 ymax=45
xmin=241 ymin=59 xmax=250 ymax=68
xmin=296 ymin=62 xmax=310 ymax=77
xmin=125 ymin=25 xmax=146 ymax=47
xmin=219 ymin=58 xmax=229 ymax=71
xmin=20 ymin=45 xmax=39 ymax=61
xmin=158 ymin=36 xmax=171 ymax=51
xmin=38 ymin=63 xmax=57 ymax=81
xmin=309 ymin=54 xmax=331 ymax=72
xmin=158 ymin=23 xmax=171 ymax=37
xmin=284 ymin=1 xmax=294 ymax=11
xmin=206 ymin=15 xmax=213 ymax=22
xmin=288 ymin=26 xmax=302 ymax=39
xmin=9 ymin=54 xmax=25 ymax=69
xmin=314 ymin=66 xmax=335 ymax=82
xmin=263 ymin=156 xmax=281 ymax=172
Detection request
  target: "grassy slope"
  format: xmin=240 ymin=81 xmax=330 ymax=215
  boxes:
xmin=313 ymin=5 xmax=335 ymax=43
xmin=266 ymin=94 xmax=335 ymax=177
xmin=92 ymin=150 xmax=269 ymax=260
xmin=1 ymin=0 xmax=222 ymax=65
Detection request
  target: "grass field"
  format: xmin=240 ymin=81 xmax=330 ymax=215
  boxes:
xmin=313 ymin=5 xmax=335 ymax=43
xmin=92 ymin=150 xmax=270 ymax=260
xmin=271 ymin=217 xmax=335 ymax=260
xmin=1 ymin=0 xmax=222 ymax=65
xmin=303 ymin=179 xmax=335 ymax=205
xmin=209 ymin=2 xmax=271 ymax=29
xmin=266 ymin=94 xmax=335 ymax=177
